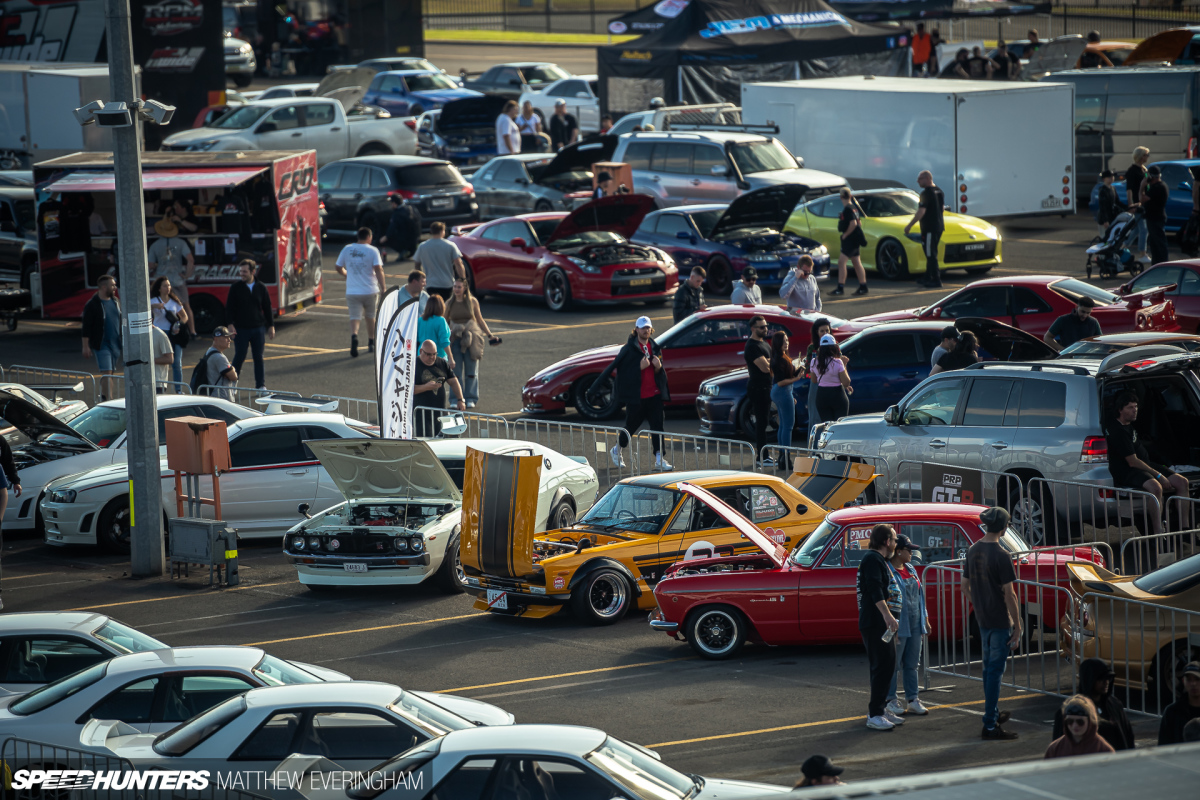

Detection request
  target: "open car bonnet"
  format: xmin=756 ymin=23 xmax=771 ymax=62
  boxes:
xmin=1024 ymin=37 xmax=1088 ymax=77
xmin=546 ymin=194 xmax=658 ymax=244
xmin=708 ymin=185 xmax=808 ymax=240
xmin=0 ymin=390 xmax=98 ymax=449
xmin=306 ymin=439 xmax=461 ymax=502
xmin=530 ymin=135 xmax=617 ymax=181
xmin=677 ymin=483 xmax=788 ymax=568
xmin=314 ymin=67 xmax=373 ymax=110
xmin=438 ymin=95 xmax=510 ymax=129
xmin=1123 ymin=28 xmax=1197 ymax=66
xmin=953 ymin=317 xmax=1057 ymax=362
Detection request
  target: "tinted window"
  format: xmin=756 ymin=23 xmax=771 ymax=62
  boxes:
xmin=1 ymin=637 xmax=107 ymax=685
xmin=903 ymin=523 xmax=962 ymax=564
xmin=668 ymin=318 xmax=749 ymax=347
xmin=429 ymin=759 xmax=496 ymax=800
xmin=493 ymin=161 xmax=527 ymax=182
xmin=1129 ymin=266 xmax=1184 ymax=294
xmin=809 ymin=197 xmax=839 ymax=218
xmin=692 ymin=146 xmax=726 ymax=176
xmin=192 ymin=404 xmax=241 ymax=426
xmin=553 ymin=79 xmax=586 ymax=97
xmin=495 ymin=67 xmax=521 ymax=86
xmin=307 ymin=711 xmax=426 ymax=760
xmin=302 ymin=103 xmax=335 ymax=126
xmin=654 ymin=214 xmax=692 ymax=237
xmin=162 ymin=675 xmax=254 ymax=722
xmin=1181 ymin=269 xmax=1200 ymax=296
xmin=1131 ymin=553 xmax=1200 ymax=596
xmin=1013 ymin=287 xmax=1053 ymax=314
xmin=229 ymin=428 xmax=307 ymax=468
xmin=529 ymin=218 xmax=559 ymax=245
xmin=396 ymin=164 xmax=462 ymax=187
xmin=264 ymin=106 xmax=300 ymax=130
xmin=622 ymin=141 xmax=655 ymax=171
xmin=846 ymin=333 xmax=918 ymax=369
xmin=662 ymin=143 xmax=691 ymax=174
xmin=375 ymin=75 xmax=404 ymax=93
xmin=481 ymin=220 xmax=532 ymax=243
xmin=339 ymin=165 xmax=368 ymax=190
xmin=369 ymin=168 xmax=390 ymax=189
xmin=1017 ymin=380 xmax=1066 ymax=427
xmin=903 ymin=378 xmax=964 ymax=426
xmin=317 ymin=164 xmax=343 ymax=191
xmin=88 ymin=678 xmax=159 ymax=723
xmin=961 ymin=379 xmax=1016 ymax=427
xmin=474 ymin=162 xmax=497 ymax=181
xmin=942 ymin=286 xmax=1009 ymax=318
xmin=1075 ymin=94 xmax=1104 ymax=126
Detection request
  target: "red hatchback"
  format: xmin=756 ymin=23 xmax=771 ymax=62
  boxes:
xmin=842 ymin=275 xmax=1179 ymax=339
xmin=649 ymin=484 xmax=1102 ymax=660
xmin=452 ymin=194 xmax=678 ymax=312
xmin=521 ymin=305 xmax=853 ymax=420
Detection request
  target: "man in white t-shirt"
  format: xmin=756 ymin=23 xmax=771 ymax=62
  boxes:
xmin=335 ymin=226 xmax=386 ymax=358
xmin=495 ymin=100 xmax=521 ymax=156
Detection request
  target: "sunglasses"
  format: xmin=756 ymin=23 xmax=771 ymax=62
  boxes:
xmin=1064 ymin=716 xmax=1088 ymax=727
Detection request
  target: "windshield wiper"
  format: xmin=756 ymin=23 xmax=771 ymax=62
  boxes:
xmin=684 ymin=774 xmax=705 ymax=799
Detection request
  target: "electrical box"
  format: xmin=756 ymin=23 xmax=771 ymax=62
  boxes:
xmin=165 ymin=416 xmax=230 ymax=475
xmin=168 ymin=517 xmax=239 ymax=586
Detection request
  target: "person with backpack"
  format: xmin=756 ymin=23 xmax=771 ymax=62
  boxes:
xmin=191 ymin=327 xmax=238 ymax=400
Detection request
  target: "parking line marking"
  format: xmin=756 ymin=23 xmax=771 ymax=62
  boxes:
xmin=646 ymin=695 xmax=1029 ymax=748
xmin=243 ymin=613 xmax=484 ymax=645
xmin=435 ymin=657 xmax=696 ymax=693
xmin=3 ymin=572 xmax=61 ymax=581
xmin=66 ymin=581 xmax=295 ymax=611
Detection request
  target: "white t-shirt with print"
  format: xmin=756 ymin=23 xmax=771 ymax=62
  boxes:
xmin=495 ymin=114 xmax=521 ymax=155
xmin=336 ymin=242 xmax=383 ymax=295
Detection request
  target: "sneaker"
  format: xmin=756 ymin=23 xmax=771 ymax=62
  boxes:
xmin=883 ymin=711 xmax=906 ymax=726
xmin=465 ymin=401 xmax=476 ymax=409
xmin=865 ymin=715 xmax=895 ymax=731
xmin=997 ymin=710 xmax=1011 ymax=725
xmin=831 ymin=285 xmax=845 ymax=296
xmin=655 ymin=453 xmax=673 ymax=471
xmin=907 ymin=698 xmax=929 ymax=715
xmin=610 ymin=445 xmax=626 ymax=468
xmin=885 ymin=698 xmax=906 ymax=717
xmin=350 ymin=335 xmax=359 ymax=359
xmin=761 ymin=457 xmax=776 ymax=468
xmin=981 ymin=724 xmax=1019 ymax=741
xmin=854 ymin=285 xmax=869 ymax=295
xmin=367 ymin=338 xmax=375 ymax=353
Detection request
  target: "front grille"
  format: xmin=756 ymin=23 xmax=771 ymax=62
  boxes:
xmin=944 ymin=241 xmax=996 ymax=263
xmin=161 ymin=144 xmax=191 ymax=152
xmin=611 ymin=267 xmax=666 ymax=297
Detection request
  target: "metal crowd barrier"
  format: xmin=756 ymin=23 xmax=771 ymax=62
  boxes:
xmin=631 ymin=430 xmax=756 ymax=475
xmin=513 ymin=417 xmax=632 ymax=493
xmin=6 ymin=364 xmax=99 ymax=405
xmin=1165 ymin=494 xmax=1200 ymax=534
xmin=313 ymin=393 xmax=379 ymax=425
xmin=1027 ymin=476 xmax=1161 ymax=550
xmin=155 ymin=380 xmax=193 ymax=395
xmin=759 ymin=445 xmax=891 ymax=503
xmin=412 ymin=405 xmax=510 ymax=440
xmin=1073 ymin=592 xmax=1200 ymax=717
xmin=0 ymin=736 xmax=134 ymax=800
xmin=1117 ymin=529 xmax=1200 ymax=576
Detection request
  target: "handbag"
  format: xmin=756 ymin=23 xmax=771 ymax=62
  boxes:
xmin=165 ymin=308 xmax=189 ymax=349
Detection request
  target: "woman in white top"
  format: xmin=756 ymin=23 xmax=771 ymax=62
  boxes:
xmin=517 ymin=101 xmax=542 ymax=153
xmin=150 ymin=275 xmax=189 ymax=389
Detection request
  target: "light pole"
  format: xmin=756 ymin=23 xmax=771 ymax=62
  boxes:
xmin=75 ymin=0 xmax=175 ymax=577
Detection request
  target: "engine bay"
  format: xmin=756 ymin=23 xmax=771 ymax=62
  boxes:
xmin=318 ymin=501 xmax=455 ymax=532
xmin=574 ymin=243 xmax=659 ymax=266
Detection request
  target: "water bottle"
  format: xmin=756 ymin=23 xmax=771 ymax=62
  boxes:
xmin=882 ymin=627 xmax=896 ymax=643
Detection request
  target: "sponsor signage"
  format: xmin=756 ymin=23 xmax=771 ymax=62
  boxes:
xmin=920 ymin=463 xmax=983 ymax=504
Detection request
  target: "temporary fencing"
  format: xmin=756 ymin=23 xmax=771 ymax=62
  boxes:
xmin=1117 ymin=530 xmax=1200 ymax=579
xmin=1026 ymin=476 xmax=1162 ymax=551
xmin=513 ymin=418 xmax=632 ymax=492
xmin=313 ymin=393 xmax=379 ymax=425
xmin=632 ymin=430 xmax=755 ymax=475
xmin=6 ymin=364 xmax=99 ymax=405
xmin=412 ymin=406 xmax=511 ymax=440
xmin=760 ymin=445 xmax=890 ymax=502
xmin=0 ymin=737 xmax=134 ymax=800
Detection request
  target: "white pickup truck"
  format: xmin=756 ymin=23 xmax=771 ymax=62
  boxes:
xmin=160 ymin=96 xmax=417 ymax=166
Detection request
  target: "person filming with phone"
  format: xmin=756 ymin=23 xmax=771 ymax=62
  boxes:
xmin=414 ymin=339 xmax=466 ymax=438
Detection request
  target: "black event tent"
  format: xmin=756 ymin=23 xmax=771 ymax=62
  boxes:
xmin=597 ymin=0 xmax=910 ymax=118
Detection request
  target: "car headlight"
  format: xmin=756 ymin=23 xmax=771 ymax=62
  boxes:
xmin=307 ymin=536 xmax=322 ymax=549
xmin=291 ymin=536 xmax=306 ymax=550
xmin=394 ymin=537 xmax=410 ymax=552
xmin=238 ymin=43 xmax=253 ymax=55
xmin=567 ymin=256 xmax=601 ymax=274
xmin=813 ymin=244 xmax=829 ymax=257
xmin=409 ymin=537 xmax=425 ymax=553
xmin=702 ymin=384 xmax=720 ymax=397
xmin=49 ymin=489 xmax=77 ymax=503
xmin=537 ymin=368 xmax=564 ymax=385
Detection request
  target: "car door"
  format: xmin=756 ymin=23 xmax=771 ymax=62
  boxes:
xmin=946 ymin=377 xmax=1022 ymax=472
xmin=0 ymin=636 xmax=110 ymax=692
xmin=886 ymin=377 xmax=968 ymax=499
xmin=650 ymin=142 xmax=695 ymax=206
xmin=690 ymin=144 xmax=738 ymax=202
xmin=1011 ymin=287 xmax=1059 ymax=338
xmin=253 ymin=104 xmax=305 ymax=151
xmin=660 ymin=316 xmax=752 ymax=402
xmin=841 ymin=332 xmax=926 ymax=416
xmin=794 ymin=523 xmax=870 ymax=643
xmin=621 ymin=139 xmax=658 ymax=200
xmin=303 ymin=425 xmax=355 ymax=516
xmin=800 ymin=196 xmax=840 ymax=247
xmin=330 ymin=163 xmax=368 ymax=231
xmin=231 ymin=709 xmax=434 ymax=774
xmin=471 ymin=161 xmax=500 ymax=217
xmin=221 ymin=426 xmax=319 ymax=537
xmin=299 ymin=102 xmax=345 ymax=164
xmin=491 ymin=160 xmax=530 ymax=216
xmin=652 ymin=212 xmax=707 ymax=271
xmin=927 ymin=285 xmax=1013 ymax=327
xmin=477 ymin=220 xmax=539 ymax=293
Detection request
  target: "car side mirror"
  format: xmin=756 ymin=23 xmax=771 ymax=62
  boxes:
xmin=711 ymin=164 xmax=728 ymax=177
xmin=297 ymin=502 xmax=311 ymax=519
xmin=676 ymin=230 xmax=692 ymax=239
xmin=258 ymin=121 xmax=277 ymax=133
xmin=1180 ymin=181 xmax=1192 ymax=191
xmin=509 ymin=237 xmax=527 ymax=248
xmin=884 ymin=405 xmax=899 ymax=425
xmin=1118 ymin=282 xmax=1130 ymax=294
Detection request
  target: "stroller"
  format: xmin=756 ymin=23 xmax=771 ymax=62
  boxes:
xmin=1086 ymin=206 xmax=1145 ymax=279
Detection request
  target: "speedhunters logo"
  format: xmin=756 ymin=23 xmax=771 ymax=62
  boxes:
xmin=11 ymin=770 xmax=211 ymax=791
xmin=700 ymin=11 xmax=851 ymax=38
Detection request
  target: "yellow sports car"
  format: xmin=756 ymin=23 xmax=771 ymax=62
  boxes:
xmin=784 ymin=188 xmax=1002 ymax=281
xmin=1059 ymin=551 xmax=1200 ymax=699
xmin=459 ymin=452 xmax=875 ymax=625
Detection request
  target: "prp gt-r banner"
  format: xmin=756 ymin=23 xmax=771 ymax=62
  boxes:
xmin=921 ymin=463 xmax=983 ymax=504
xmin=376 ymin=289 xmax=420 ymax=439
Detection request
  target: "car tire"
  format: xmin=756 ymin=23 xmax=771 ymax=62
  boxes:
xmin=570 ymin=569 xmax=632 ymax=625
xmin=462 ymin=259 xmax=481 ymax=297
xmin=685 ymin=606 xmax=746 ymax=659
xmin=231 ymin=73 xmax=252 ymax=88
xmin=572 ymin=373 xmax=620 ymax=420
xmin=434 ymin=535 xmax=465 ymax=594
xmin=549 ymin=497 xmax=576 ymax=529
xmin=738 ymin=397 xmax=778 ymax=437
xmin=189 ymin=293 xmax=225 ymax=335
xmin=409 ymin=104 xmax=425 ymax=117
xmin=875 ymin=238 xmax=908 ymax=281
xmin=97 ymin=495 xmax=132 ymax=554
xmin=1001 ymin=479 xmax=1060 ymax=546
xmin=355 ymin=143 xmax=392 ymax=158
xmin=543 ymin=266 xmax=572 ymax=312
xmin=704 ymin=255 xmax=733 ymax=296
xmin=534 ymin=199 xmax=553 ymax=212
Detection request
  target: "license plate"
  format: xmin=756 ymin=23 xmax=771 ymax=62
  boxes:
xmin=629 ymin=278 xmax=652 ymax=287
xmin=1041 ymin=197 xmax=1061 ymax=209
xmin=964 ymin=243 xmax=986 ymax=251
xmin=486 ymin=589 xmax=508 ymax=610
xmin=343 ymin=562 xmax=367 ymax=573
xmin=430 ymin=197 xmax=453 ymax=209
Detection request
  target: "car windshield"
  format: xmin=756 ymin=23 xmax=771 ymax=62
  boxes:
xmin=1132 ymin=553 xmax=1200 ymax=596
xmin=10 ymin=661 xmax=108 ymax=716
xmin=252 ymin=654 xmax=324 ymax=686
xmin=406 ymin=72 xmax=457 ymax=92
xmin=999 ymin=526 xmax=1031 ymax=554
xmin=524 ymin=64 xmax=569 ymax=84
xmin=578 ymin=484 xmax=679 ymax=534
xmin=13 ymin=199 xmax=34 ymax=230
xmin=65 ymin=405 xmax=126 ymax=447
xmin=1050 ymin=278 xmax=1119 ymax=306
xmin=211 ymin=105 xmax=270 ymax=129
xmin=389 ymin=691 xmax=474 ymax=734
xmin=586 ymin=737 xmax=694 ymax=800
xmin=351 ymin=738 xmax=441 ymax=800
xmin=790 ymin=519 xmax=839 ymax=567
xmin=859 ymin=191 xmax=920 ymax=217
xmin=153 ymin=694 xmax=247 ymax=756
xmin=689 ymin=209 xmax=724 ymax=238
xmin=1058 ymin=340 xmax=1125 ymax=358
xmin=92 ymin=620 xmax=167 ymax=654
xmin=729 ymin=140 xmax=797 ymax=174
xmin=549 ymin=230 xmax=626 ymax=250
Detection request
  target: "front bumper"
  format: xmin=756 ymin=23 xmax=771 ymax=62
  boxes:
xmin=42 ymin=500 xmax=99 ymax=546
xmin=696 ymin=395 xmax=737 ymax=435
xmin=288 ymin=552 xmax=432 ymax=586
xmin=521 ymin=385 xmax=569 ymax=415
xmin=573 ymin=266 xmax=674 ymax=302
xmin=224 ymin=56 xmax=256 ymax=74
xmin=463 ymin=576 xmax=569 ymax=618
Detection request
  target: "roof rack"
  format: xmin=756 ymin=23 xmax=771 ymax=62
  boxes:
xmin=665 ymin=121 xmax=780 ymax=135
xmin=963 ymin=362 xmax=1092 ymax=376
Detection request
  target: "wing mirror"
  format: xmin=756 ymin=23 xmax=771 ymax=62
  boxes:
xmin=297 ymin=502 xmax=311 ymax=519
xmin=1180 ymin=181 xmax=1192 ymax=192
xmin=711 ymin=164 xmax=728 ymax=177
xmin=884 ymin=405 xmax=899 ymax=425
xmin=676 ymin=230 xmax=692 ymax=239
xmin=509 ymin=237 xmax=527 ymax=248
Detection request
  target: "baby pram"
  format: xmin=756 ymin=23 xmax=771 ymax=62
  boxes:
xmin=1086 ymin=206 xmax=1145 ymax=280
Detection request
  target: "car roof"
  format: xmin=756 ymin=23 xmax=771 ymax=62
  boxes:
xmin=335 ymin=155 xmax=449 ymax=167
xmin=228 ymin=412 xmax=350 ymax=431
xmin=828 ymin=503 xmax=992 ymax=525
xmin=244 ymin=97 xmax=334 ymax=107
xmin=439 ymin=724 xmax=606 ymax=758
xmin=690 ymin=304 xmax=819 ymax=320
xmin=93 ymin=394 xmax=225 ymax=411
xmin=106 ymin=646 xmax=264 ymax=676
xmin=1082 ymin=331 xmax=1200 ymax=344
xmin=376 ymin=69 xmax=443 ymax=77
xmin=622 ymin=131 xmax=768 ymax=144
xmin=0 ymin=612 xmax=109 ymax=633
xmin=244 ymin=681 xmax=399 ymax=709
xmin=620 ymin=470 xmax=762 ymax=488
xmin=850 ymin=320 xmax=965 ymax=334
xmin=478 ymin=212 xmax=566 ymax=224
xmin=498 ymin=154 xmax=557 ymax=163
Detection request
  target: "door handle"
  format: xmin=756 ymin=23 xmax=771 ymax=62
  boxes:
xmin=330 ymin=127 xmax=341 ymax=132
xmin=988 ymin=441 xmax=1009 ymax=449
xmin=286 ymin=469 xmax=309 ymax=475
xmin=928 ymin=439 xmax=947 ymax=449
xmin=690 ymin=179 xmax=701 ymax=186
xmin=900 ymin=371 xmax=918 ymax=378
xmin=290 ymin=132 xmax=302 ymax=137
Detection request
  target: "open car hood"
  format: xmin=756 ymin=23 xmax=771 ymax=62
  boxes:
xmin=306 ymin=439 xmax=461 ymax=502
xmin=314 ymin=67 xmax=373 ymax=110
xmin=786 ymin=457 xmax=878 ymax=510
xmin=546 ymin=194 xmax=658 ymax=244
xmin=438 ymin=95 xmax=510 ymax=130
xmin=0 ymin=390 xmax=98 ymax=450
xmin=530 ymin=135 xmax=618 ymax=181
xmin=1124 ymin=28 xmax=1197 ymax=66
xmin=459 ymin=448 xmax=543 ymax=580
xmin=954 ymin=317 xmax=1057 ymax=362
xmin=709 ymin=185 xmax=808 ymax=240
xmin=1025 ymin=37 xmax=1088 ymax=77
xmin=678 ymin=483 xmax=788 ymax=568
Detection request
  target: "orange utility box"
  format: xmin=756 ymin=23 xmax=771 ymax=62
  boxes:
xmin=165 ymin=417 xmax=231 ymax=475
xmin=592 ymin=161 xmax=633 ymax=194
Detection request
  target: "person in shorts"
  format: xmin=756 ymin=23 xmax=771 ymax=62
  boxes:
xmin=833 ymin=187 xmax=867 ymax=296
xmin=1107 ymin=390 xmax=1189 ymax=534
xmin=335 ymin=227 xmax=386 ymax=358
xmin=81 ymin=275 xmax=122 ymax=400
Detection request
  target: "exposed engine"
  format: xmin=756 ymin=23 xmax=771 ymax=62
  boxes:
xmin=11 ymin=441 xmax=94 ymax=470
xmin=337 ymin=502 xmax=453 ymax=532
xmin=531 ymin=531 xmax=632 ymax=563
xmin=718 ymin=228 xmax=806 ymax=256
xmin=286 ymin=501 xmax=456 ymax=557
xmin=568 ymin=242 xmax=661 ymax=267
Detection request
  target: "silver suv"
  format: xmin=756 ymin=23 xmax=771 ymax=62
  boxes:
xmin=813 ymin=346 xmax=1200 ymax=543
xmin=610 ymin=131 xmax=845 ymax=208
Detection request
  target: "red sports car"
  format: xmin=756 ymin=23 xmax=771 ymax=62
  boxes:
xmin=521 ymin=305 xmax=853 ymax=420
xmin=1116 ymin=259 xmax=1200 ymax=334
xmin=649 ymin=483 xmax=1103 ymax=660
xmin=452 ymin=194 xmax=678 ymax=312
xmin=840 ymin=275 xmax=1179 ymax=339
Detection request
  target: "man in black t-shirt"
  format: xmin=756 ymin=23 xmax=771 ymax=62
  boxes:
xmin=743 ymin=315 xmax=773 ymax=465
xmin=1144 ymin=165 xmax=1171 ymax=266
xmin=856 ymin=524 xmax=901 ymax=730
xmin=991 ymin=40 xmax=1020 ymax=80
xmin=904 ymin=170 xmax=945 ymax=288
xmin=1106 ymin=390 xmax=1188 ymax=534
xmin=549 ymin=99 xmax=579 ymax=151
xmin=414 ymin=339 xmax=466 ymax=437
xmin=1044 ymin=297 xmax=1102 ymax=351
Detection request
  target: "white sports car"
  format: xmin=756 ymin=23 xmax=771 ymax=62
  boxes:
xmin=0 ymin=382 xmax=87 ymax=445
xmin=1 ymin=392 xmax=259 ymax=540
xmin=519 ymin=74 xmax=601 ymax=134
xmin=285 ymin=437 xmax=599 ymax=591
xmin=39 ymin=413 xmax=373 ymax=551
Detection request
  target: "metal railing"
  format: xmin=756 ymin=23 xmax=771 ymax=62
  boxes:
xmin=412 ymin=405 xmax=511 ymax=439
xmin=155 ymin=380 xmax=193 ymax=395
xmin=1026 ymin=476 xmax=1161 ymax=550
xmin=759 ymin=445 xmax=891 ymax=503
xmin=513 ymin=417 xmax=633 ymax=492
xmin=6 ymin=364 xmax=99 ymax=405
xmin=1165 ymin=494 xmax=1200 ymax=534
xmin=631 ymin=430 xmax=756 ymax=475
xmin=314 ymin=393 xmax=379 ymax=425
xmin=0 ymin=737 xmax=135 ymax=800
xmin=1117 ymin=529 xmax=1200 ymax=576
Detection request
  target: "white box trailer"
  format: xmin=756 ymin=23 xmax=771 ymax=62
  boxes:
xmin=741 ymin=76 xmax=1076 ymax=218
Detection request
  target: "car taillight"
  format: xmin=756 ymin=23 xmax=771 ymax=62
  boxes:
xmin=389 ymin=189 xmax=418 ymax=200
xmin=461 ymin=182 xmax=474 ymax=194
xmin=404 ymin=119 xmax=417 ymax=131
xmin=1080 ymin=435 xmax=1107 ymax=463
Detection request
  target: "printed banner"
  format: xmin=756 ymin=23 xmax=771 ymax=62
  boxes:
xmin=376 ymin=290 xmax=420 ymax=439
xmin=920 ymin=463 xmax=983 ymax=504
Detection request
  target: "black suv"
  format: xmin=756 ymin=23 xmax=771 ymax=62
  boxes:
xmin=0 ymin=187 xmax=37 ymax=289
xmin=317 ymin=155 xmax=479 ymax=237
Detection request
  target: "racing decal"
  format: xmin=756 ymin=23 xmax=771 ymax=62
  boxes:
xmin=272 ymin=151 xmax=321 ymax=307
xmin=920 ymin=463 xmax=982 ymax=504
xmin=144 ymin=46 xmax=203 ymax=71
xmin=682 ymin=540 xmax=717 ymax=561
xmin=700 ymin=11 xmax=851 ymax=39
xmin=764 ymin=527 xmax=786 ymax=545
xmin=552 ymin=575 xmax=566 ymax=590
xmin=0 ymin=0 xmax=105 ymax=62
xmin=847 ymin=527 xmax=873 ymax=550
xmin=459 ymin=448 xmax=542 ymax=580
xmin=142 ymin=0 xmax=203 ymax=35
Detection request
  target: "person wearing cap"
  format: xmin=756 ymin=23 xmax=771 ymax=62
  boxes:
xmin=1052 ymin=658 xmax=1134 ymax=750
xmin=885 ymin=534 xmax=931 ymax=718
xmin=414 ymin=338 xmax=466 ymax=438
xmin=810 ymin=333 xmax=852 ymax=423
xmin=794 ymin=755 xmax=845 ymax=788
xmin=588 ymin=316 xmax=672 ymax=471
xmin=962 ymin=506 xmax=1021 ymax=740
xmin=1144 ymin=163 xmax=1170 ymax=266
xmin=593 ymin=171 xmax=615 ymax=200
xmin=1046 ymin=696 xmax=1115 ymax=759
xmin=858 ymin=523 xmax=903 ymax=731
xmin=1159 ymin=661 xmax=1200 ymax=744
xmin=930 ymin=325 xmax=959 ymax=368
xmin=730 ymin=268 xmax=762 ymax=305
xmin=1095 ymin=169 xmax=1123 ymax=237
xmin=146 ymin=216 xmax=196 ymax=335
xmin=201 ymin=326 xmax=238 ymax=402
xmin=549 ymin=98 xmax=578 ymax=151
xmin=1044 ymin=296 xmax=1101 ymax=351
xmin=931 ymin=330 xmax=979 ymax=374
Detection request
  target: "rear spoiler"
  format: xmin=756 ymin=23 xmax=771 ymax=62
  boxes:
xmin=25 ymin=382 xmax=85 ymax=399
xmin=252 ymin=394 xmax=340 ymax=415
xmin=451 ymin=222 xmax=485 ymax=237
xmin=1121 ymin=283 xmax=1174 ymax=309
xmin=79 ymin=718 xmax=142 ymax=748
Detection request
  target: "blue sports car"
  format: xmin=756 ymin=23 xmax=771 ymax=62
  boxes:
xmin=630 ymin=185 xmax=829 ymax=296
xmin=695 ymin=318 xmax=1055 ymax=437
xmin=1090 ymin=159 xmax=1200 ymax=233
xmin=361 ymin=70 xmax=482 ymax=118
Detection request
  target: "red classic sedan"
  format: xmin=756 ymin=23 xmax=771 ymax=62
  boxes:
xmin=451 ymin=194 xmax=678 ymax=312
xmin=521 ymin=305 xmax=853 ymax=420
xmin=649 ymin=484 xmax=1103 ymax=660
xmin=1116 ymin=259 xmax=1200 ymax=334
xmin=840 ymin=275 xmax=1179 ymax=339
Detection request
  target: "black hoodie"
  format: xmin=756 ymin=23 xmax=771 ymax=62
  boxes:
xmin=590 ymin=334 xmax=670 ymax=405
xmin=1052 ymin=658 xmax=1135 ymax=750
